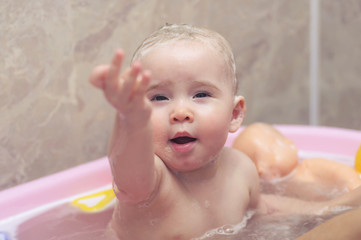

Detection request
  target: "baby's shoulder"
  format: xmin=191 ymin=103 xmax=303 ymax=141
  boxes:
xmin=222 ymin=147 xmax=253 ymax=164
xmin=221 ymin=148 xmax=260 ymax=204
xmin=222 ymin=147 xmax=258 ymax=176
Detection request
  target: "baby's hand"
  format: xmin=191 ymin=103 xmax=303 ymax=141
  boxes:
xmin=89 ymin=49 xmax=152 ymax=126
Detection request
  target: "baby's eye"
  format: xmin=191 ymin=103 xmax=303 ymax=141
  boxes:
xmin=193 ymin=92 xmax=211 ymax=98
xmin=151 ymin=95 xmax=169 ymax=101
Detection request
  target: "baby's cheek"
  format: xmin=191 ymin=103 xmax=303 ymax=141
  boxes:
xmin=200 ymin=115 xmax=230 ymax=144
xmin=150 ymin=113 xmax=168 ymax=139
xmin=150 ymin=109 xmax=165 ymax=129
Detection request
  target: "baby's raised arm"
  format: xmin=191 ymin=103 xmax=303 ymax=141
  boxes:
xmin=90 ymin=50 xmax=158 ymax=204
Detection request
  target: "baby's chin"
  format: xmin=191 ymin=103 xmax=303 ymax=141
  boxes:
xmin=169 ymin=160 xmax=220 ymax=181
xmin=167 ymin=162 xmax=205 ymax=174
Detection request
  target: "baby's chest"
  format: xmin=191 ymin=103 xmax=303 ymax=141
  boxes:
xmin=156 ymin=195 xmax=248 ymax=239
xmin=117 ymin=203 xmax=213 ymax=239
xmin=169 ymin=183 xmax=250 ymax=228
xmin=201 ymin=189 xmax=250 ymax=224
xmin=116 ymin=185 xmax=249 ymax=239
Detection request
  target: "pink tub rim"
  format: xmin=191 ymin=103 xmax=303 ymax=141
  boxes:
xmin=0 ymin=124 xmax=360 ymax=220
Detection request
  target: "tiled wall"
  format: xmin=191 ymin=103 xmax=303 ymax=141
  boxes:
xmin=1 ymin=0 xmax=360 ymax=190
xmin=319 ymin=0 xmax=361 ymax=129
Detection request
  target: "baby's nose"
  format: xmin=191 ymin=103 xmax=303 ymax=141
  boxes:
xmin=170 ymin=107 xmax=194 ymax=123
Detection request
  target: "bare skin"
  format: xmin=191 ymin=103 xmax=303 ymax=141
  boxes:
xmin=233 ymin=123 xmax=361 ymax=239
xmin=295 ymin=207 xmax=361 ymax=240
xmin=90 ymin=41 xmax=361 ymax=240
xmin=233 ymin=123 xmax=361 ymax=201
xmin=90 ymin=43 xmax=259 ymax=240
xmin=232 ymin=123 xmax=298 ymax=180
xmin=294 ymin=157 xmax=361 ymax=192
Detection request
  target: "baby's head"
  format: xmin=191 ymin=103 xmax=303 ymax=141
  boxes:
xmin=131 ymin=24 xmax=245 ymax=173
xmin=132 ymin=23 xmax=238 ymax=95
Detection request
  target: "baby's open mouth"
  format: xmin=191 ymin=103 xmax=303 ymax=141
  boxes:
xmin=170 ymin=137 xmax=197 ymax=144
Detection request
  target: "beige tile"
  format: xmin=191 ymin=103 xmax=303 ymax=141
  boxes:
xmin=0 ymin=0 xmax=312 ymax=190
xmin=228 ymin=0 xmax=310 ymax=125
xmin=320 ymin=0 xmax=361 ymax=130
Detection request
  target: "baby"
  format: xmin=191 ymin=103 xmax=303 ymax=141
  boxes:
xmin=90 ymin=24 xmax=260 ymax=239
xmin=90 ymin=24 xmax=361 ymax=239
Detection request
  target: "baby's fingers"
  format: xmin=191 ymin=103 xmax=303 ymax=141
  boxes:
xmin=121 ymin=62 xmax=142 ymax=97
xmin=133 ymin=70 xmax=151 ymax=98
xmin=105 ymin=49 xmax=125 ymax=92
xmin=89 ymin=65 xmax=110 ymax=89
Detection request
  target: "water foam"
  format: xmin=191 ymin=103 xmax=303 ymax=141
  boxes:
xmin=192 ymin=210 xmax=255 ymax=240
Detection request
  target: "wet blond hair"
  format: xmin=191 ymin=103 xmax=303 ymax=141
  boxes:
xmin=132 ymin=23 xmax=238 ymax=94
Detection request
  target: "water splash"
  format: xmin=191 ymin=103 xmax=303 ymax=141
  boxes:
xmin=192 ymin=210 xmax=255 ymax=240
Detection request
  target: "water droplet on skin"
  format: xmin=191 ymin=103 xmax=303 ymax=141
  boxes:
xmin=224 ymin=226 xmax=234 ymax=234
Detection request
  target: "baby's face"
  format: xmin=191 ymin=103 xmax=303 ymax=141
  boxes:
xmin=140 ymin=40 xmax=237 ymax=172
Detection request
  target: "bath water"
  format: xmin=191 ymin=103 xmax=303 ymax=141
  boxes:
xmin=1 ymin=179 xmax=354 ymax=240
xmin=193 ymin=177 xmax=353 ymax=240
xmin=198 ymin=210 xmax=347 ymax=240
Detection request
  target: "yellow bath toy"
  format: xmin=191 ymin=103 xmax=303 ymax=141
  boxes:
xmin=356 ymin=145 xmax=361 ymax=173
xmin=72 ymin=188 xmax=115 ymax=212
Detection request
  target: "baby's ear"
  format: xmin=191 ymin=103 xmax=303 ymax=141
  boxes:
xmin=229 ymin=96 xmax=246 ymax=133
